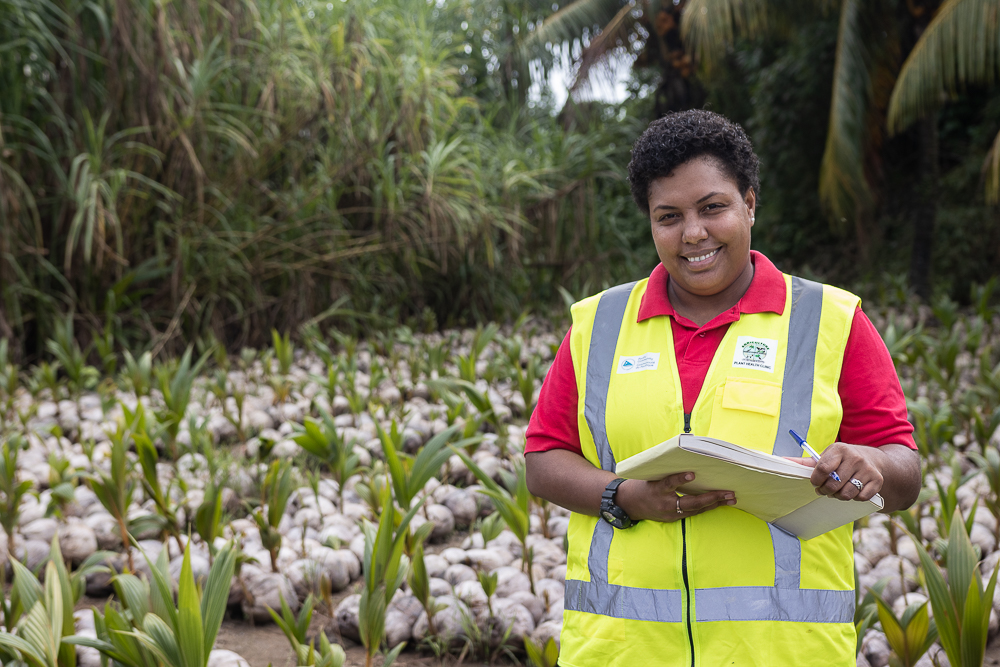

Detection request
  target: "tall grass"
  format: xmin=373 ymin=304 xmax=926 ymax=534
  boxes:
xmin=0 ymin=0 xmax=647 ymax=362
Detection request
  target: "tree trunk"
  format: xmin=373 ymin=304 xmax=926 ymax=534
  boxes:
xmin=909 ymin=114 xmax=938 ymax=301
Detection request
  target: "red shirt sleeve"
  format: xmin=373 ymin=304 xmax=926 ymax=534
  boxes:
xmin=837 ymin=308 xmax=916 ymax=449
xmin=524 ymin=328 xmax=583 ymax=455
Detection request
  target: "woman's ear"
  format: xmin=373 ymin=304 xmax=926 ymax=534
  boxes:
xmin=745 ymin=188 xmax=756 ymax=223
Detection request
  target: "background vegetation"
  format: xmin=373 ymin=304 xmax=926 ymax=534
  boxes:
xmin=1 ymin=0 xmax=999 ymax=362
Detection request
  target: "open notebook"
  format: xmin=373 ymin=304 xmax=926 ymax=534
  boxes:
xmin=614 ymin=434 xmax=883 ymax=540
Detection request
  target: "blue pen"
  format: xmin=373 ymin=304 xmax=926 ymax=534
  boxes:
xmin=789 ymin=430 xmax=841 ymax=482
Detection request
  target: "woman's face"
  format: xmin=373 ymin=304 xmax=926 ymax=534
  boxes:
xmin=647 ymin=156 xmax=756 ymax=299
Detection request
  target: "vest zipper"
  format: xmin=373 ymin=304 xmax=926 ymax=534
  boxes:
xmin=683 ymin=412 xmax=692 ymax=433
xmin=681 ymin=518 xmax=695 ymax=667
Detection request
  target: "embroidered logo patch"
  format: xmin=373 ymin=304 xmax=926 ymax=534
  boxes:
xmin=732 ymin=336 xmax=778 ymax=372
xmin=616 ymin=353 xmax=660 ymax=374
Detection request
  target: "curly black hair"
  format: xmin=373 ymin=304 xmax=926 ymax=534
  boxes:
xmin=627 ymin=109 xmax=760 ymax=215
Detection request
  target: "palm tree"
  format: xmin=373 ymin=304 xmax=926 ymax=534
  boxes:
xmin=517 ymin=0 xmax=704 ymax=116
xmin=681 ymin=0 xmax=952 ymax=297
xmin=887 ymin=0 xmax=1000 ymax=202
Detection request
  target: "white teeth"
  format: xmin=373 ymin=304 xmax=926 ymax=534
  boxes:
xmin=686 ymin=249 xmax=719 ymax=263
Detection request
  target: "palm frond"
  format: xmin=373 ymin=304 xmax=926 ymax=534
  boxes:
xmin=518 ymin=0 xmax=624 ymax=65
xmin=888 ymin=0 xmax=1000 ymax=134
xmin=681 ymin=0 xmax=770 ymax=71
xmin=984 ymin=128 xmax=1000 ymax=204
xmin=568 ymin=1 xmax=637 ymax=96
xmin=818 ymin=0 xmax=892 ymax=225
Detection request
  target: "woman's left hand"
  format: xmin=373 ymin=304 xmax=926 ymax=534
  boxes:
xmin=785 ymin=442 xmax=903 ymax=503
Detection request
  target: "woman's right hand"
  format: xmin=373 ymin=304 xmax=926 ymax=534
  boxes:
xmin=615 ymin=472 xmax=736 ymax=523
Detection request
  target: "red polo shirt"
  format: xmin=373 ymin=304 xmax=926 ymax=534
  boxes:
xmin=525 ymin=252 xmax=916 ymax=454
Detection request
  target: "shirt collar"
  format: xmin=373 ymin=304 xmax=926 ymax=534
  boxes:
xmin=637 ymin=250 xmax=787 ymax=323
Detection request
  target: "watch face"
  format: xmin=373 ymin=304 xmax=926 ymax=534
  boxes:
xmin=602 ymin=511 xmax=616 ymax=522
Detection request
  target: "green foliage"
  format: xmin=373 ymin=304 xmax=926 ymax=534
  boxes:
xmin=271 ymin=330 xmax=294 ymax=376
xmin=378 ymin=421 xmax=480 ymax=511
xmin=0 ymin=560 xmax=75 ymax=667
xmin=911 ymin=508 xmax=999 ymax=667
xmin=524 ymin=636 xmax=560 ymax=667
xmin=252 ymin=459 xmax=295 ymax=572
xmin=407 ymin=546 xmax=442 ymax=637
xmin=86 ymin=418 xmax=137 ymax=569
xmin=155 ymin=347 xmax=211 ymax=458
xmin=45 ymin=316 xmax=99 ymax=395
xmin=194 ymin=485 xmax=225 ymax=555
xmin=478 ymin=570 xmax=498 ymax=617
xmin=0 ymin=434 xmax=32 ymax=552
xmin=271 ymin=594 xmax=315 ymax=646
xmin=121 ymin=351 xmax=154 ymax=398
xmin=456 ymin=450 xmax=535 ymax=594
xmin=0 ymin=0 xmax=642 ymax=360
xmin=873 ymin=595 xmax=938 ymax=667
xmin=358 ymin=485 xmax=423 ymax=667
xmin=293 ymin=411 xmax=360 ymax=506
xmin=69 ymin=542 xmax=237 ymax=667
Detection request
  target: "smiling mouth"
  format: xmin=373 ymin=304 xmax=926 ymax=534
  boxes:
xmin=685 ymin=248 xmax=719 ymax=263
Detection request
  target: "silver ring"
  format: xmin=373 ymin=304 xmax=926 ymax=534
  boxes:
xmin=850 ymin=478 xmax=864 ymax=491
xmin=676 ymin=497 xmax=683 ymax=515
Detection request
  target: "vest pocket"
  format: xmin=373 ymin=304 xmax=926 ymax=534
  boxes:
xmin=706 ymin=378 xmax=782 ymax=452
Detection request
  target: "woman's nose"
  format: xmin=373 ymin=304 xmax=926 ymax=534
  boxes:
xmin=680 ymin=218 xmax=708 ymax=245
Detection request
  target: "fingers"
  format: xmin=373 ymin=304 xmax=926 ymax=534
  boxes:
xmin=785 ymin=456 xmax=817 ymax=468
xmin=653 ymin=471 xmax=697 ymax=493
xmin=677 ymin=490 xmax=736 ymax=518
xmin=810 ymin=443 xmax=885 ymax=502
xmin=623 ymin=473 xmax=735 ymax=522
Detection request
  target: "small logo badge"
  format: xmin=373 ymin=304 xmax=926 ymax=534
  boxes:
xmin=732 ymin=336 xmax=778 ymax=372
xmin=617 ymin=352 xmax=660 ymax=374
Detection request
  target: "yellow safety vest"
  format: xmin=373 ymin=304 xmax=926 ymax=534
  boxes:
xmin=560 ymin=273 xmax=861 ymax=667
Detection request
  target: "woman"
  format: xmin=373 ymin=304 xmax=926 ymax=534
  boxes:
xmin=524 ymin=110 xmax=921 ymax=667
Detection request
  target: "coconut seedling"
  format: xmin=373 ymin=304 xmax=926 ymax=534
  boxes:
xmin=524 ymin=637 xmax=559 ymax=667
xmin=29 ymin=360 xmax=63 ymax=400
xmin=0 ymin=338 xmax=20 ymax=428
xmin=0 ymin=434 xmax=32 ymax=556
xmin=269 ymin=593 xmax=346 ymax=667
xmin=154 ymin=346 xmax=210 ymax=459
xmin=46 ymin=314 xmax=100 ymax=395
xmin=293 ymin=410 xmax=360 ymax=507
xmin=408 ymin=545 xmax=443 ymax=636
xmin=457 ymin=451 xmax=536 ymax=594
xmin=45 ymin=453 xmax=79 ymax=519
xmin=428 ymin=378 xmax=506 ymax=453
xmin=932 ymin=458 xmax=979 ymax=544
xmin=871 ymin=594 xmax=938 ymax=667
xmin=968 ymin=446 xmax=1000 ymax=544
xmin=71 ymin=541 xmax=237 ymax=667
xmin=910 ymin=508 xmax=999 ymax=667
xmin=355 ymin=463 xmax=389 ymax=519
xmin=358 ymin=485 xmax=424 ymax=667
xmin=194 ymin=484 xmax=225 ymax=561
xmin=87 ymin=415 xmax=140 ymax=570
xmin=251 ymin=459 xmax=294 ymax=571
xmin=0 ymin=559 xmax=78 ymax=667
xmin=377 ymin=421 xmax=480 ymax=512
xmin=208 ymin=369 xmax=247 ymax=444
xmin=502 ymin=335 xmax=541 ymax=415
xmin=121 ymin=350 xmax=154 ymax=398
xmin=132 ymin=412 xmax=184 ymax=552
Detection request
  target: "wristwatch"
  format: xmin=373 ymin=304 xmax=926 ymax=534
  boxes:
xmin=600 ymin=478 xmax=636 ymax=529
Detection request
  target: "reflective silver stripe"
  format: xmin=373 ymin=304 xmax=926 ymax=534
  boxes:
xmin=768 ymin=524 xmax=801 ymax=589
xmin=565 ymin=579 xmax=683 ymax=622
xmin=772 ymin=277 xmax=825 ymax=457
xmin=587 ymin=520 xmax=614 ymax=584
xmin=694 ymin=587 xmax=854 ymax=623
xmin=584 ymin=281 xmax=637 ymax=473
